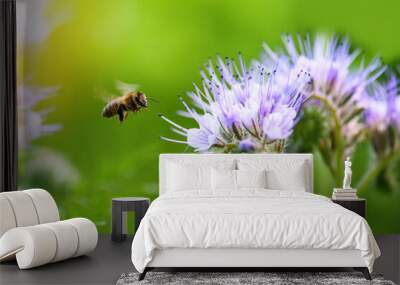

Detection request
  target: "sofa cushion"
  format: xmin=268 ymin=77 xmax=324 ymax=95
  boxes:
xmin=0 ymin=196 xmax=16 ymax=237
xmin=0 ymin=189 xmax=60 ymax=238
xmin=24 ymin=189 xmax=59 ymax=224
xmin=0 ymin=218 xmax=97 ymax=269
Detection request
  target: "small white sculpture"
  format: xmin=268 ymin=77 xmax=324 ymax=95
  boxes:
xmin=343 ymin=157 xmax=352 ymax=189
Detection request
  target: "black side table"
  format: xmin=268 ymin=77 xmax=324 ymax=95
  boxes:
xmin=112 ymin=197 xmax=150 ymax=242
xmin=332 ymin=198 xmax=366 ymax=218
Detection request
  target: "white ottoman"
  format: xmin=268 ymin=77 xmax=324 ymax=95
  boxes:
xmin=0 ymin=189 xmax=98 ymax=269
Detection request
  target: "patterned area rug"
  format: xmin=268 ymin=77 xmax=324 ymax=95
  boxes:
xmin=116 ymin=272 xmax=395 ymax=285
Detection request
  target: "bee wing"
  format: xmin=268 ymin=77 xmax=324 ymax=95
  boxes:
xmin=115 ymin=80 xmax=140 ymax=95
xmin=94 ymin=87 xmax=118 ymax=103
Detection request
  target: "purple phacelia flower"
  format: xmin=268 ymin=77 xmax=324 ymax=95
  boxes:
xmin=258 ymin=34 xmax=386 ymax=148
xmin=18 ymin=86 xmax=62 ymax=149
xmin=259 ymin=34 xmax=385 ymax=102
xmin=239 ymin=138 xmax=256 ymax=152
xmin=160 ymin=55 xmax=311 ymax=153
xmin=262 ymin=106 xmax=297 ymax=140
xmin=361 ymin=74 xmax=400 ymax=134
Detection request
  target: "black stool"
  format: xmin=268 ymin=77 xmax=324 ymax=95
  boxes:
xmin=111 ymin=197 xmax=150 ymax=242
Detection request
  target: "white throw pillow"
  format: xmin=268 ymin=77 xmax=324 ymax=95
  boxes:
xmin=167 ymin=162 xmax=211 ymax=191
xmin=211 ymin=169 xmax=268 ymax=190
xmin=236 ymin=169 xmax=267 ymax=189
xmin=237 ymin=158 xmax=308 ymax=191
xmin=266 ymin=167 xmax=306 ymax=191
xmin=211 ymin=168 xmax=236 ymax=190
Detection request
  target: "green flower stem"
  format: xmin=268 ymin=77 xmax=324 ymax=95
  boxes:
xmin=357 ymin=145 xmax=400 ymax=194
xmin=311 ymin=94 xmax=345 ymax=186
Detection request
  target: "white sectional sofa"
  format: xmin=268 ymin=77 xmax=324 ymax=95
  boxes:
xmin=0 ymin=189 xmax=98 ymax=269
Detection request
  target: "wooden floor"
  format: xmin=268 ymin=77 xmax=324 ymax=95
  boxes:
xmin=0 ymin=235 xmax=399 ymax=285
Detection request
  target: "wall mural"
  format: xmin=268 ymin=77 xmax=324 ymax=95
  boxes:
xmin=17 ymin=0 xmax=400 ymax=233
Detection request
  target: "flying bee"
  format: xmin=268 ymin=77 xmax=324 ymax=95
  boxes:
xmin=102 ymin=91 xmax=148 ymax=122
xmin=101 ymin=81 xmax=156 ymax=123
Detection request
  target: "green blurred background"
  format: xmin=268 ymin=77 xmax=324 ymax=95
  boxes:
xmin=17 ymin=0 xmax=400 ymax=233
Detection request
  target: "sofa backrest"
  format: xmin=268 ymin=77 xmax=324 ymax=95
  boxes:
xmin=159 ymin=153 xmax=313 ymax=195
xmin=0 ymin=189 xmax=60 ymax=237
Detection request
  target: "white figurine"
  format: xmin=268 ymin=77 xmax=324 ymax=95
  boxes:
xmin=343 ymin=157 xmax=352 ymax=189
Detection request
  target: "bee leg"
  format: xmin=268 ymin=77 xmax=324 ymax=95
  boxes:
xmin=117 ymin=106 xmax=125 ymax=122
xmin=124 ymin=112 xmax=129 ymax=120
